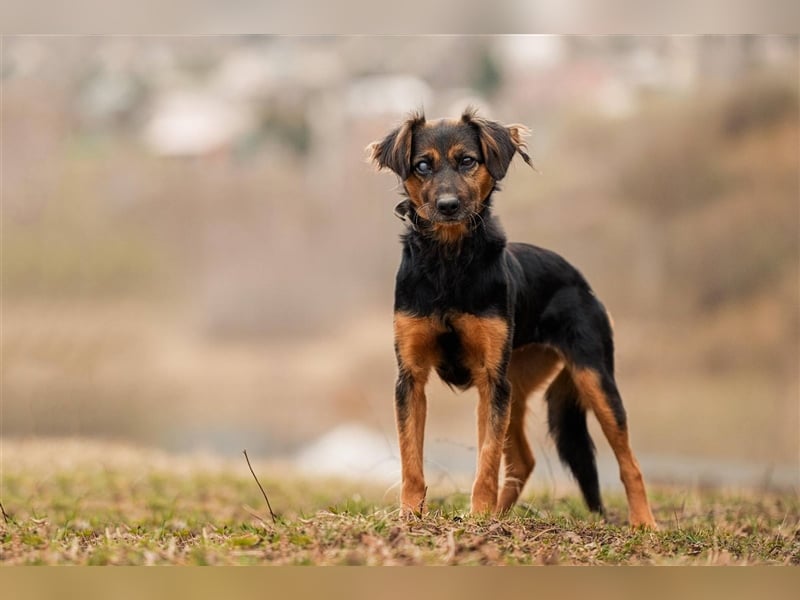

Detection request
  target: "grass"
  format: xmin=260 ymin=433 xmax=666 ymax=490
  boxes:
xmin=1 ymin=440 xmax=798 ymax=566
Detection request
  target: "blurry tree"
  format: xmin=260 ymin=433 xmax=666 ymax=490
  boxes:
xmin=471 ymin=44 xmax=503 ymax=98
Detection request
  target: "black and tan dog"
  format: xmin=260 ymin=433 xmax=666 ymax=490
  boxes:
xmin=369 ymin=108 xmax=656 ymax=528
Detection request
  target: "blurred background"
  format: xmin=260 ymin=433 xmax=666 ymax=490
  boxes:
xmin=2 ymin=36 xmax=798 ymax=492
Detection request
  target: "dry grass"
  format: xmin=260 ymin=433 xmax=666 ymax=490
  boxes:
xmin=1 ymin=439 xmax=798 ymax=565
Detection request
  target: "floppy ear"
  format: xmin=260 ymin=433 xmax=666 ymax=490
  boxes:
xmin=367 ymin=111 xmax=426 ymax=179
xmin=462 ymin=108 xmax=532 ymax=181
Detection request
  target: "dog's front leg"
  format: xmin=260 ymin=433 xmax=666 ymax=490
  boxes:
xmin=393 ymin=312 xmax=440 ymax=516
xmin=395 ymin=369 xmax=428 ymax=515
xmin=450 ymin=313 xmax=512 ymax=514
xmin=471 ymin=372 xmax=511 ymax=513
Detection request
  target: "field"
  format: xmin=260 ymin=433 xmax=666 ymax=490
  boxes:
xmin=1 ymin=439 xmax=798 ymax=566
xmin=3 ymin=42 xmax=798 ymax=572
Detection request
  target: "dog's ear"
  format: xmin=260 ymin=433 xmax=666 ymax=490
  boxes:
xmin=367 ymin=111 xmax=426 ymax=179
xmin=462 ymin=108 xmax=532 ymax=181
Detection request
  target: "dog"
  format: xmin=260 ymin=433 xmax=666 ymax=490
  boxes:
xmin=368 ymin=108 xmax=657 ymax=528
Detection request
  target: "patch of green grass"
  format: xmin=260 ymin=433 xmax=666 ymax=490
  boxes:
xmin=1 ymin=448 xmax=798 ymax=565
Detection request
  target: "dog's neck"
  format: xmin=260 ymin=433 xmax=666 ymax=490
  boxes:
xmin=399 ymin=201 xmax=507 ymax=262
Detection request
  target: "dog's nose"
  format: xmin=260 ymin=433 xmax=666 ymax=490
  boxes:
xmin=436 ymin=195 xmax=460 ymax=216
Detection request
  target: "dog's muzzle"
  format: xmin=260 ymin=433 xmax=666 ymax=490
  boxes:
xmin=435 ymin=194 xmax=460 ymax=217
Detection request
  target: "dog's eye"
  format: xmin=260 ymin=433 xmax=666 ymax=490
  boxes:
xmin=460 ymin=156 xmax=476 ymax=168
xmin=415 ymin=161 xmax=432 ymax=176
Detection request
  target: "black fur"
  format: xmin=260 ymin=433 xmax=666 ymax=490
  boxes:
xmin=394 ymin=369 xmax=413 ymax=423
xmin=394 ymin=205 xmax=510 ymax=320
xmin=546 ymin=369 xmax=604 ymax=513
xmin=467 ymin=118 xmax=521 ymax=179
xmin=370 ymin=112 xmax=426 ymax=179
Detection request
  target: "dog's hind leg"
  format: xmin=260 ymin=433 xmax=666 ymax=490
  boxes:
xmin=570 ymin=366 xmax=657 ymax=528
xmin=497 ymin=384 xmax=534 ymax=513
xmin=545 ymin=368 xmax=604 ymax=514
xmin=498 ymin=345 xmax=562 ymax=512
xmin=541 ymin=288 xmax=657 ymax=528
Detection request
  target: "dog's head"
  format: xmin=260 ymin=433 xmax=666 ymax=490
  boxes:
xmin=369 ymin=108 xmax=531 ymax=241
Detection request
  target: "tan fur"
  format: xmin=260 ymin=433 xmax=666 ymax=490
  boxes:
xmin=402 ymin=176 xmax=426 ymax=209
xmin=498 ymin=345 xmax=562 ymax=512
xmin=394 ymin=313 xmax=443 ymax=376
xmin=508 ymin=124 xmax=531 ymax=151
xmin=396 ymin=379 xmax=428 ymax=514
xmin=431 ymin=222 xmax=468 ymax=245
xmin=393 ymin=312 xmax=444 ymax=513
xmin=445 ymin=144 xmax=469 ymax=163
xmin=391 ymin=117 xmax=421 ymax=171
xmin=449 ymin=314 xmax=508 ymax=382
xmin=472 ymin=164 xmax=496 ymax=205
xmin=446 ymin=314 xmax=510 ymax=513
xmin=571 ymin=368 xmax=657 ymax=528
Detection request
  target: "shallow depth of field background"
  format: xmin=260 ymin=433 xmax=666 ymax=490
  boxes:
xmin=2 ymin=36 xmax=798 ymax=493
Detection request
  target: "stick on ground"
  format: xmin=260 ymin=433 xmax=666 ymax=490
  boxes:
xmin=242 ymin=449 xmax=277 ymax=524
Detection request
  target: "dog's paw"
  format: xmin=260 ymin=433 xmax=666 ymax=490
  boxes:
xmin=400 ymin=486 xmax=427 ymax=518
xmin=630 ymin=514 xmax=659 ymax=530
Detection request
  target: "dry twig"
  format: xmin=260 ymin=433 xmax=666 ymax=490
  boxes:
xmin=242 ymin=449 xmax=277 ymax=524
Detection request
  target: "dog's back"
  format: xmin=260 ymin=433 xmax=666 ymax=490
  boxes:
xmin=505 ymin=242 xmax=591 ymax=346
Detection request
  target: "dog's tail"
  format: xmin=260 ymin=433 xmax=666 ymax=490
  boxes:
xmin=545 ymin=368 xmax=604 ymax=514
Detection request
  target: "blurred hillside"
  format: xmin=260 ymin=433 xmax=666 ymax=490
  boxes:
xmin=2 ymin=36 xmax=798 ymax=488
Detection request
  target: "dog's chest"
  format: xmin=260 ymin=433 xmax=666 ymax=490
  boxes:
xmin=434 ymin=325 xmax=474 ymax=389
xmin=395 ymin=263 xmax=510 ymax=319
xmin=394 ymin=311 xmax=509 ymax=390
xmin=394 ymin=230 xmax=512 ymax=317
